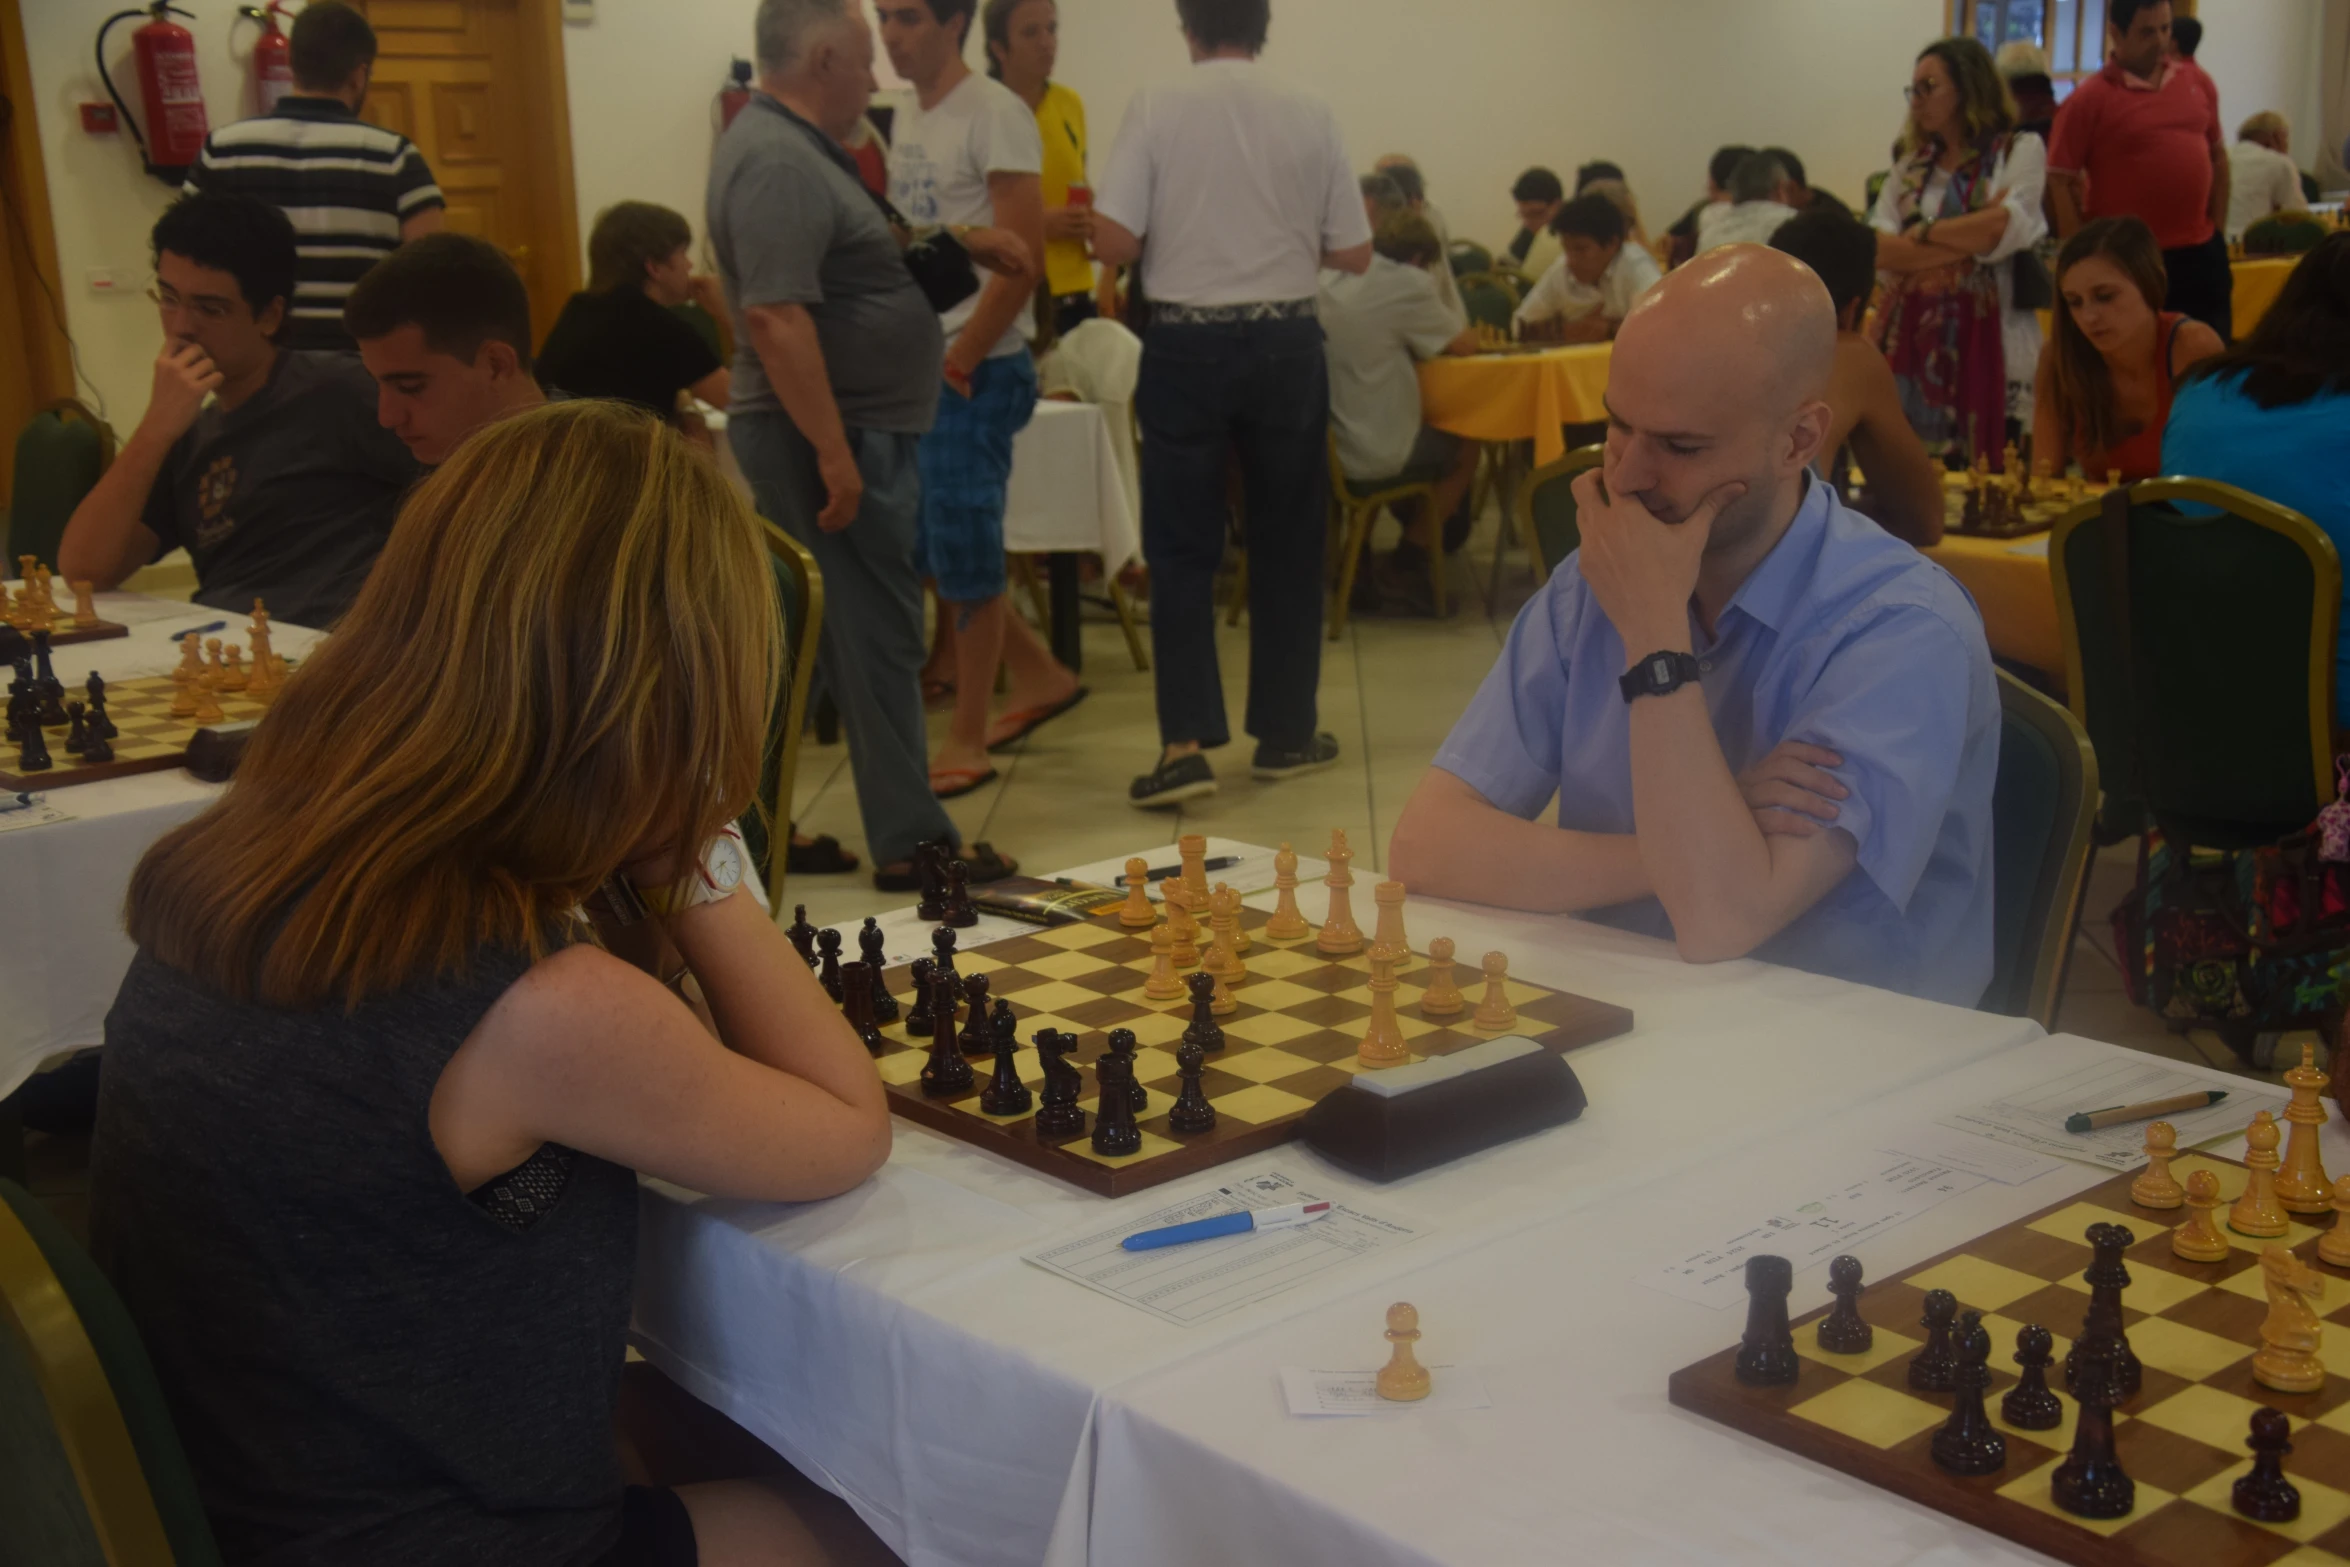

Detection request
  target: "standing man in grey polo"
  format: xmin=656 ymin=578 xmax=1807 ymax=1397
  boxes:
xmin=709 ymin=0 xmax=1027 ymax=888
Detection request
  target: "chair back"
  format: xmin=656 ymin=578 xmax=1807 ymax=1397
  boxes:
xmin=1446 ymin=239 xmax=1492 ymax=278
xmin=8 ymin=402 xmax=114 ymax=573
xmin=745 ymin=523 xmax=823 ymax=918
xmin=2241 ymin=214 xmax=2325 ymax=256
xmin=1984 ymin=671 xmax=2099 ymax=1028
xmin=1454 ymin=274 xmax=1517 ymax=333
xmin=2050 ymin=478 xmax=2340 ymax=850
xmin=0 ymin=1178 xmax=220 ymax=1566
xmin=1518 ymin=445 xmax=1605 ymax=575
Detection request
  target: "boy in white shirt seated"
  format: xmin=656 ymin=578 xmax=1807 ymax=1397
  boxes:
xmin=1514 ymin=193 xmax=1663 ymax=344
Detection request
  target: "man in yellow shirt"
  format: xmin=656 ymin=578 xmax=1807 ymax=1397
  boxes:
xmin=986 ymin=0 xmax=1096 ymax=329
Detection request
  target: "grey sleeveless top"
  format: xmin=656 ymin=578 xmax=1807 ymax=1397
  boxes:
xmin=89 ymin=946 xmax=639 ymax=1567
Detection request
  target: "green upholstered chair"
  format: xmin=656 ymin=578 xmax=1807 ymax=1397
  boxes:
xmin=2050 ymin=479 xmax=2340 ymax=852
xmin=7 ymin=403 xmax=114 ymax=574
xmin=0 ymin=1178 xmax=221 ymax=1567
xmin=1512 ymin=444 xmax=1606 ymax=586
xmin=1983 ymin=670 xmax=2100 ymax=1028
xmin=1454 ymin=273 xmax=1519 ymax=333
xmin=2242 ymin=214 xmax=2326 ymax=257
xmin=1446 ymin=239 xmax=1492 ymax=278
xmin=1326 ymin=433 xmax=1444 ymax=639
xmin=741 ymin=522 xmax=823 ymax=923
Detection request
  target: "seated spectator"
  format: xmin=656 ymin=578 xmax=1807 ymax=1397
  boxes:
xmin=1996 ymin=40 xmax=2058 ymax=144
xmin=59 ymin=194 xmax=419 ymax=629
xmin=1372 ymin=154 xmax=1465 ymax=321
xmin=1504 ymin=165 xmax=1565 ymax=280
xmin=347 ymin=232 xmax=549 ymax=466
xmin=2162 ymin=235 xmax=2350 ymax=718
xmin=1361 ymin=171 xmax=1406 ymax=227
xmin=2228 ymin=112 xmax=2311 ymax=240
xmin=1578 ymin=176 xmax=1657 ymax=263
xmin=2033 ymin=215 xmax=2222 ymax=482
xmin=91 ymin=401 xmax=892 ymax=1566
xmin=1574 ymin=159 xmax=1624 ymax=193
xmin=1696 ymin=153 xmax=1799 ymax=253
xmin=1514 ymin=193 xmax=1661 ymax=344
xmin=1320 ymin=210 xmax=1478 ymax=613
xmin=1761 ymin=147 xmax=1852 ymax=216
xmin=535 ymin=201 xmax=731 ymax=427
xmin=1665 ymin=144 xmax=1753 ymax=267
xmin=1388 ymin=245 xmax=1997 ymax=1005
xmin=1769 ymin=208 xmax=1945 ymax=547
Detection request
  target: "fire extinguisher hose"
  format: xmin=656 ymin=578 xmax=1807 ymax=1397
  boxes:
xmin=95 ymin=9 xmax=153 ymax=163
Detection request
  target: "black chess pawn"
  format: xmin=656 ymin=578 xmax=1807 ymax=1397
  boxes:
xmin=2065 ymin=1222 xmax=2142 ymax=1402
xmin=816 ymin=927 xmax=845 ymax=1003
xmin=1106 ymin=1026 xmax=1147 ymax=1112
xmin=1734 ymin=1254 xmax=1799 ymax=1386
xmin=940 ymin=858 xmax=978 ymax=928
xmin=930 ymin=925 xmax=961 ymax=987
xmin=1181 ymin=969 xmax=1224 ymax=1052
xmin=78 ymin=729 xmax=111 ymax=763
xmin=83 ymin=673 xmax=116 ymax=740
xmin=1908 ymin=1288 xmax=1959 ymax=1392
xmin=62 ymin=700 xmax=88 ymax=756
xmin=958 ymin=973 xmax=994 ymax=1056
xmin=786 ymin=905 xmax=819 ymax=969
xmin=1166 ymin=1040 xmax=1216 ymax=1134
xmin=2051 ymin=1335 xmax=2135 ymax=1520
xmin=840 ymin=963 xmax=885 ymax=1055
xmin=859 ymin=918 xmax=899 ymax=1023
xmin=2000 ymin=1324 xmax=2062 ymax=1431
xmin=979 ymin=1004 xmax=1031 ymax=1116
xmin=1090 ymin=1049 xmax=1142 ymax=1157
xmin=1032 ymin=1029 xmax=1087 ymax=1139
xmin=919 ymin=989 xmax=975 ymax=1097
xmin=1930 ymin=1311 xmax=2007 ymax=1476
xmin=915 ymin=840 xmax=951 ymax=921
xmin=904 ymin=957 xmax=939 ymax=1036
xmin=2234 ymin=1407 xmax=2300 ymax=1523
xmin=1816 ymin=1254 xmax=1872 ymax=1354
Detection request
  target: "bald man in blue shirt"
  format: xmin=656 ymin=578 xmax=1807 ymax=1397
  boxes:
xmin=1390 ymin=246 xmax=1998 ymax=1005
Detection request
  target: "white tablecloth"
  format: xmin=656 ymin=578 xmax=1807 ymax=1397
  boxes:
xmin=1 ymin=591 xmax=326 ymax=1097
xmin=631 ymin=860 xmax=2046 ymax=1567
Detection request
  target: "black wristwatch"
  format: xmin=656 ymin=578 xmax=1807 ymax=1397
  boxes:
xmin=1619 ymin=650 xmax=1702 ymax=704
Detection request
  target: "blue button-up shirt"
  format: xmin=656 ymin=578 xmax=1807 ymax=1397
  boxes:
xmin=1433 ymin=479 xmax=1999 ymax=1005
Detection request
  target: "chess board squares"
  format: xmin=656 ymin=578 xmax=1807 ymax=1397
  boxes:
xmin=1065 ymin=1128 xmax=1184 ymax=1168
xmin=1056 ymin=993 xmax=1166 ymax=1030
xmin=1238 ymin=945 xmax=1328 ymax=981
xmin=1787 ymin=1375 xmax=1951 ymax=1450
xmin=1218 ymin=1011 xmax=1328 ymax=1049
xmin=1905 ymin=1254 xmax=2059 ymax=1314
xmin=1791 ymin=1322 xmax=1918 ymax=1377
xmin=2051 ymin=1258 xmax=2217 ymax=1316
xmin=1034 ymin=920 xmax=1127 ymax=951
xmin=1995 ymin=1459 xmax=2179 ymax=1540
xmin=1017 ymin=948 xmax=1131 ymax=982
xmin=988 ymin=979 xmax=1110 ymax=1015
xmin=1210 ymin=1083 xmax=1321 ymax=1126
xmin=2177 ymin=1467 xmax=2350 ymax=1547
xmin=2201 ymin=1357 xmax=2350 ymax=1423
xmin=1199 ymin=1046 xmax=1322 ymax=1085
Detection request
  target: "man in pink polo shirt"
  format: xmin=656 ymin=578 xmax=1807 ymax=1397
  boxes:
xmin=2048 ymin=0 xmax=2233 ymax=340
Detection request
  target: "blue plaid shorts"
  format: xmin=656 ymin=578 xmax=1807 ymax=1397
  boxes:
xmin=915 ymin=350 xmax=1038 ymax=603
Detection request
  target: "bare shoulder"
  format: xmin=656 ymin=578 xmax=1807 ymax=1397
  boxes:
xmin=2173 ymin=319 xmax=2226 ymax=372
xmin=469 ymin=943 xmax=686 ymax=1072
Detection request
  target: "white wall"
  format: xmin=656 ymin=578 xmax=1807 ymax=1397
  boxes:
xmin=2192 ymin=0 xmax=2329 ymax=149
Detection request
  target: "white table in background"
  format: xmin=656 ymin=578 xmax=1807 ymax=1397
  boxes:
xmin=1 ymin=590 xmax=325 ymax=1098
xmin=631 ymin=856 xmax=2045 ymax=1567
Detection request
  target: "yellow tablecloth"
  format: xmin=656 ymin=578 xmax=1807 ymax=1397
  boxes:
xmin=1418 ymin=344 xmax=1612 ymax=466
xmin=2232 ymin=257 xmax=2295 ymax=335
xmin=1922 ymin=529 xmax=2061 ymax=680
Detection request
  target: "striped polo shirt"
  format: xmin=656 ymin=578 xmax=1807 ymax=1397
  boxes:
xmin=183 ymin=96 xmax=443 ymax=351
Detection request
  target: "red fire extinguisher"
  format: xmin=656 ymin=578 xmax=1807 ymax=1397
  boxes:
xmin=716 ymin=58 xmax=754 ymax=133
xmin=97 ymin=2 xmax=210 ymax=184
xmin=238 ymin=2 xmax=293 ymax=116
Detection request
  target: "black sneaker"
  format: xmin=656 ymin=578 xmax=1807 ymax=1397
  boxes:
xmin=1251 ymin=732 xmax=1341 ymax=779
xmin=1129 ymin=752 xmax=1217 ymax=808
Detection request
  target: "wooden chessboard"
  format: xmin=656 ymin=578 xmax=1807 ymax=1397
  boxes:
xmin=9 ymin=619 xmax=130 ymax=646
xmin=1668 ymin=1152 xmax=2350 ymax=1567
xmin=872 ymin=905 xmax=1634 ymax=1197
xmin=1942 ymin=480 xmax=2098 ymax=540
xmin=0 ymin=674 xmax=273 ymax=791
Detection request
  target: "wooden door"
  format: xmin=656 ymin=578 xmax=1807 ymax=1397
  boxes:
xmin=349 ymin=0 xmax=580 ymax=340
xmin=1 ymin=0 xmax=77 ymax=500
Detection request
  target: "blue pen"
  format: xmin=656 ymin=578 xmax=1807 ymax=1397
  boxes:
xmin=169 ymin=620 xmax=227 ymax=641
xmin=1121 ymin=1200 xmax=1332 ymax=1251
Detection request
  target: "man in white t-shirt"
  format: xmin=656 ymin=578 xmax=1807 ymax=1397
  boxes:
xmin=2227 ymin=111 xmax=2310 ymax=240
xmin=881 ymin=0 xmax=1076 ymax=799
xmin=1093 ymin=0 xmax=1372 ymax=807
xmin=1514 ymin=193 xmax=1663 ymax=344
xmin=1697 ymin=152 xmax=1799 ymax=255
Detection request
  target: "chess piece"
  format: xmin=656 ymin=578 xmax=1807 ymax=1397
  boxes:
xmin=2001 ymin=1324 xmax=2062 ymax=1431
xmin=62 ymin=700 xmax=88 ymax=756
xmin=1357 ymin=951 xmax=1411 ymax=1069
xmin=2276 ymin=1043 xmax=2333 ymax=1214
xmin=840 ymin=963 xmax=885 ymax=1054
xmin=1215 ymin=885 xmax=1248 ymax=983
xmin=247 ymin=611 xmax=279 ymax=695
xmin=1419 ymin=937 xmax=1464 ymax=1017
xmin=1033 ymin=1030 xmax=1087 ymax=1139
xmin=2231 ymin=1110 xmax=2291 ymax=1237
xmin=1376 ymin=1303 xmax=1431 ymax=1402
xmin=13 ymin=699 xmax=51 ymax=771
xmin=191 ymin=678 xmax=224 ymax=725
xmin=1471 ymin=951 xmax=1516 ymax=1030
xmin=2321 ymin=1174 xmax=2350 ymax=1269
xmin=1118 ymin=857 xmax=1157 ymax=927
xmin=69 ymin=579 xmax=96 ymax=629
xmin=1090 ymin=1049 xmax=1142 ymax=1157
xmin=2130 ymin=1120 xmax=2185 ymax=1209
xmin=979 ymin=1005 xmax=1031 ymax=1116
xmin=940 ymin=859 xmax=977 ymax=928
xmin=1178 ymin=832 xmax=1210 ymax=905
xmin=2173 ymin=1168 xmax=2232 ymax=1262
xmin=1909 ymin=1288 xmax=1959 ymax=1392
xmin=2066 ymin=1222 xmax=2143 ymax=1401
xmin=816 ymin=927 xmax=844 ymax=1002
xmin=1181 ymin=970 xmax=1225 ymax=1053
xmin=919 ymin=974 xmax=975 ymax=1097
xmin=2234 ymin=1407 xmax=2301 ymax=1523
xmin=2252 ymin=1244 xmax=2327 ymax=1393
xmin=218 ymin=645 xmax=248 ymax=692
xmin=1165 ymin=885 xmax=1201 ymax=969
xmin=786 ymin=905 xmax=818 ymax=968
xmin=1202 ymin=884 xmax=1242 ymax=985
xmin=1106 ymin=1026 xmax=1147 ymax=1112
xmin=1317 ymin=829 xmax=1364 ymax=955
xmin=79 ymin=728 xmax=112 ymax=764
xmin=30 ymin=632 xmax=64 ymax=724
xmin=958 ymin=973 xmax=993 ymax=1056
xmin=930 ymin=925 xmax=960 ymax=987
xmin=80 ymin=674 xmax=114 ymax=741
xmin=1265 ymin=842 xmax=1309 ymax=939
xmin=2051 ymin=1335 xmax=2135 ymax=1520
xmin=1207 ymin=961 xmax=1236 ymax=1017
xmin=1815 ymin=1254 xmax=1872 ymax=1354
xmin=1166 ymin=1040 xmax=1216 ymax=1134
xmin=1733 ymin=1254 xmax=1799 ymax=1386
xmin=914 ymin=840 xmax=950 ymax=921
xmin=202 ymin=637 xmax=227 ymax=689
xmin=1143 ymin=923 xmax=1185 ymax=1000
xmin=859 ymin=918 xmax=898 ymax=1023
xmin=1369 ymin=880 xmax=1409 ymax=968
xmin=1930 ymin=1311 xmax=2008 ymax=1476
xmin=904 ymin=957 xmax=938 ymax=1036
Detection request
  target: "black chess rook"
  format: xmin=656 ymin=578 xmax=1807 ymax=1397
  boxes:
xmin=1733 ymin=1255 xmax=1799 ymax=1386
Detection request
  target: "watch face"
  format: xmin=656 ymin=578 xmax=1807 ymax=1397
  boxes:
xmin=706 ymin=836 xmax=745 ymax=892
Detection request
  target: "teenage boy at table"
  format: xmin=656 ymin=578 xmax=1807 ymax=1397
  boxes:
xmin=1389 ymin=246 xmax=1999 ymax=1007
xmin=346 ymin=233 xmax=549 ymax=467
xmin=1504 ymin=166 xmax=1566 ymax=280
xmin=59 ymin=195 xmax=419 ymax=629
xmin=1767 ymin=208 xmax=1945 ymax=548
xmin=1513 ymin=192 xmax=1662 ymax=345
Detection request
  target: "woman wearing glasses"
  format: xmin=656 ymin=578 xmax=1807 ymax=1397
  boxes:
xmin=1868 ymin=36 xmax=2048 ymax=470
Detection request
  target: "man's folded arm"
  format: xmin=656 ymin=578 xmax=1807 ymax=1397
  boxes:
xmin=1388 ymin=767 xmax=1652 ymax=914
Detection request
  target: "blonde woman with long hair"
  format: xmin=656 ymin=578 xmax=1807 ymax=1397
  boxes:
xmin=90 ymin=402 xmax=891 ymax=1567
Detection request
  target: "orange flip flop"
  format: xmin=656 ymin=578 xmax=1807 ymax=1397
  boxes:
xmin=929 ymin=764 xmax=998 ymax=800
xmin=985 ymin=686 xmax=1089 ymax=752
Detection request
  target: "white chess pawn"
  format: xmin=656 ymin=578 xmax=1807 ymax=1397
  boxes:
xmin=1118 ymin=857 xmax=1156 ymax=928
xmin=2130 ymin=1121 xmax=2185 ymax=1209
xmin=1376 ymin=1303 xmax=1430 ymax=1402
xmin=1471 ymin=951 xmax=1516 ymax=1030
xmin=2321 ymin=1174 xmax=2350 ymax=1270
